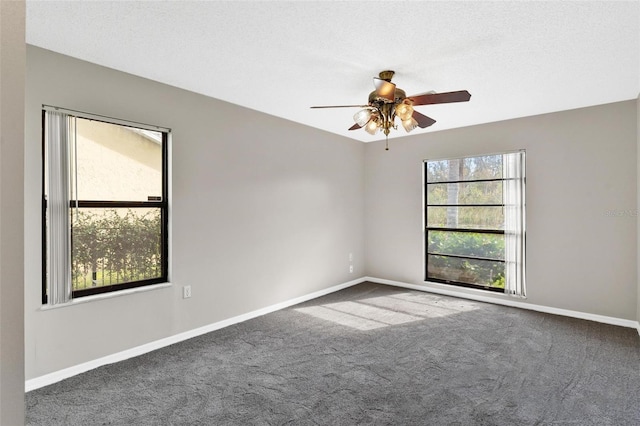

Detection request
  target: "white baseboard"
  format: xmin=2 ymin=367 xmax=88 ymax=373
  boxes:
xmin=366 ymin=276 xmax=640 ymax=331
xmin=25 ymin=277 xmax=366 ymax=392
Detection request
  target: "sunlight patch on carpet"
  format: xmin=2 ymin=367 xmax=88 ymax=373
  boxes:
xmin=294 ymin=305 xmax=389 ymax=330
xmin=295 ymin=293 xmax=481 ymax=330
xmin=294 ymin=294 xmax=470 ymax=330
xmin=362 ymin=293 xmax=480 ymax=318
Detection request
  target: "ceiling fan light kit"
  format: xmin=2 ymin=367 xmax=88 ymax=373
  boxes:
xmin=311 ymin=70 xmax=471 ymax=150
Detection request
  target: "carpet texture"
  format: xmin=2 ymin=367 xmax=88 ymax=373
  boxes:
xmin=26 ymin=283 xmax=640 ymax=425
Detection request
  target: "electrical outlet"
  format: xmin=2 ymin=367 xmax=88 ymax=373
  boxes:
xmin=349 ymin=265 xmax=354 ymax=273
xmin=183 ymin=285 xmax=192 ymax=299
xmin=349 ymin=253 xmax=353 ymax=262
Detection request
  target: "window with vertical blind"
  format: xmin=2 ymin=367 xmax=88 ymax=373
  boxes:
xmin=424 ymin=151 xmax=526 ymax=296
xmin=42 ymin=107 xmax=169 ymax=304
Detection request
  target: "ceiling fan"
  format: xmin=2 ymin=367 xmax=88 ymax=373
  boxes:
xmin=311 ymin=70 xmax=471 ymax=150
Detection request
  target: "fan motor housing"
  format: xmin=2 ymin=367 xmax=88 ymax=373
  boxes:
xmin=368 ymin=88 xmax=406 ymax=105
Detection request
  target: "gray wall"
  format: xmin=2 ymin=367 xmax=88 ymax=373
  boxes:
xmin=638 ymin=93 xmax=640 ymax=323
xmin=25 ymin=46 xmax=365 ymax=379
xmin=365 ymin=101 xmax=638 ymax=321
xmin=0 ymin=0 xmax=25 ymax=423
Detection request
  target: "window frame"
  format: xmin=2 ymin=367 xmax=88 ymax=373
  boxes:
xmin=423 ymin=154 xmax=518 ymax=293
xmin=41 ymin=108 xmax=170 ymax=303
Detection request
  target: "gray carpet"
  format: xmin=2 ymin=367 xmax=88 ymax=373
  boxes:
xmin=26 ymin=282 xmax=640 ymax=425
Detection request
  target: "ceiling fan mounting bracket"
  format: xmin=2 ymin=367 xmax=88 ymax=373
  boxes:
xmin=378 ymin=70 xmax=395 ymax=82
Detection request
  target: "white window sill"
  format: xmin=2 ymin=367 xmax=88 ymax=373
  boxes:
xmin=40 ymin=282 xmax=172 ymax=311
xmin=424 ymin=280 xmax=527 ymax=299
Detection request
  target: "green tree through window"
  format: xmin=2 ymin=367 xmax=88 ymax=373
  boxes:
xmin=424 ymin=153 xmax=522 ymax=292
xmin=43 ymin=110 xmax=169 ymax=303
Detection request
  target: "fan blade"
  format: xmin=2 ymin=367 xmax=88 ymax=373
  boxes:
xmin=349 ymin=123 xmax=361 ymax=131
xmin=310 ymin=104 xmax=368 ymax=109
xmin=373 ymin=78 xmax=396 ymax=101
xmin=412 ymin=111 xmax=436 ymax=128
xmin=409 ymin=90 xmax=471 ymax=106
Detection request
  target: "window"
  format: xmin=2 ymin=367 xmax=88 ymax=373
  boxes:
xmin=424 ymin=151 xmax=525 ymax=296
xmin=42 ymin=108 xmax=169 ymax=304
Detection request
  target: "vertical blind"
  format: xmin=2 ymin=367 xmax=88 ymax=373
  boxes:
xmin=44 ymin=110 xmax=74 ymax=305
xmin=503 ymin=151 xmax=526 ymax=297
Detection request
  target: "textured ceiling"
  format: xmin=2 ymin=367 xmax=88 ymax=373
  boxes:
xmin=26 ymin=1 xmax=640 ymax=142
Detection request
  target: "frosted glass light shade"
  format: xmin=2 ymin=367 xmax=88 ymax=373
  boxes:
xmin=353 ymin=109 xmax=372 ymax=127
xmin=402 ymin=117 xmax=418 ymax=132
xmin=395 ymin=102 xmax=414 ymax=121
xmin=364 ymin=119 xmax=379 ymax=135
